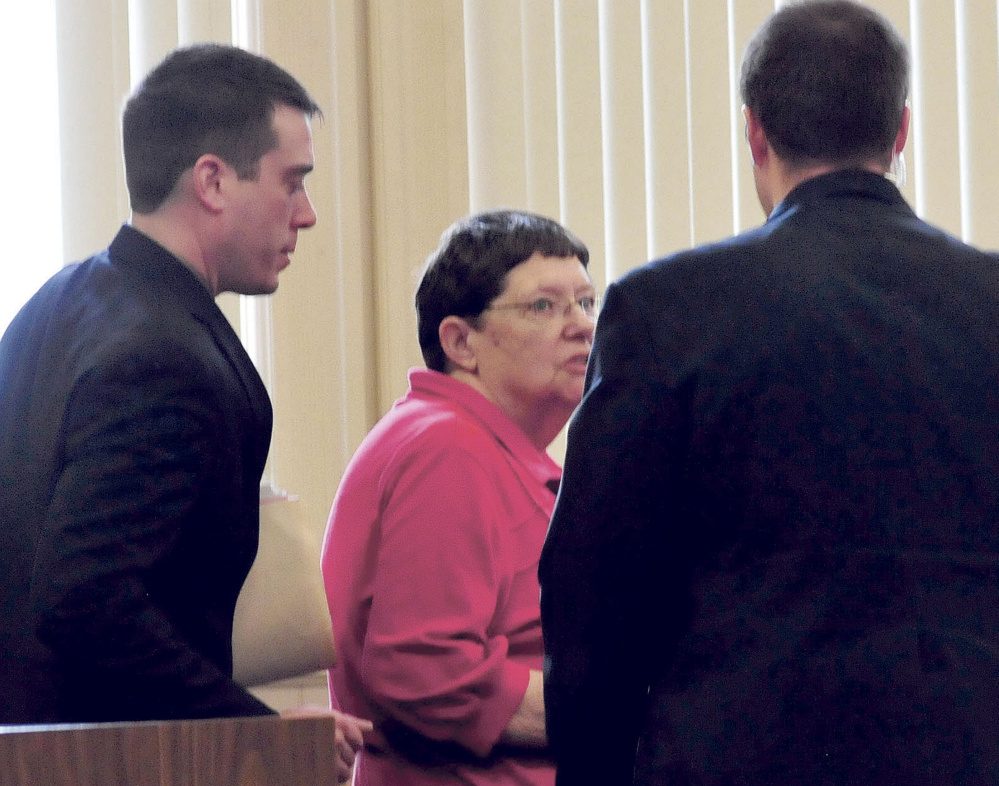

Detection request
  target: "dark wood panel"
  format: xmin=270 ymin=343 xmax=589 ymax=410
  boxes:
xmin=0 ymin=716 xmax=338 ymax=786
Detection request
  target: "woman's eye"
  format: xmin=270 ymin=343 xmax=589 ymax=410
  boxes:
xmin=578 ymin=296 xmax=596 ymax=312
xmin=529 ymin=298 xmax=555 ymax=313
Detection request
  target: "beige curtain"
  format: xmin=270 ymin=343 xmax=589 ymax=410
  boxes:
xmin=54 ymin=0 xmax=999 ymax=585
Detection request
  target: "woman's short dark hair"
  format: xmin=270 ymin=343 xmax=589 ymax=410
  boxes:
xmin=739 ymin=0 xmax=909 ymax=168
xmin=122 ymin=43 xmax=322 ymax=214
xmin=416 ymin=210 xmax=590 ymax=373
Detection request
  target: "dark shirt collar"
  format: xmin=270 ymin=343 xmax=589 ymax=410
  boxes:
xmin=109 ymin=224 xmax=216 ymax=313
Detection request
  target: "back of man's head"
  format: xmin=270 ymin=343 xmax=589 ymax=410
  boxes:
xmin=740 ymin=0 xmax=908 ymax=169
xmin=122 ymin=43 xmax=321 ymax=215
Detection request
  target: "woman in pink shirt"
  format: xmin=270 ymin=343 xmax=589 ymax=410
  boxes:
xmin=322 ymin=210 xmax=595 ymax=785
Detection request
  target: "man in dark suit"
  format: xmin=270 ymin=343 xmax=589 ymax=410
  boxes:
xmin=0 ymin=44 xmax=319 ymax=723
xmin=539 ymin=2 xmax=999 ymax=784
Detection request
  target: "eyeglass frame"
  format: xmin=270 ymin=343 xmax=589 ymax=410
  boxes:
xmin=483 ymin=292 xmax=600 ymax=323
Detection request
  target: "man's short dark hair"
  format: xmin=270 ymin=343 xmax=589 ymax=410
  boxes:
xmin=122 ymin=43 xmax=322 ymax=214
xmin=739 ymin=0 xmax=909 ymax=168
xmin=416 ymin=210 xmax=590 ymax=373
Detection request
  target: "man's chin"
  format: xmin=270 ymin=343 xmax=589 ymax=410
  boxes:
xmin=224 ymin=280 xmax=279 ymax=297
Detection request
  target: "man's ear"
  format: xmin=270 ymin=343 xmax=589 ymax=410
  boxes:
xmin=439 ymin=316 xmax=478 ymax=373
xmin=191 ymin=153 xmax=227 ymax=214
xmin=743 ymin=106 xmax=770 ymax=168
xmin=893 ymin=103 xmax=910 ymax=155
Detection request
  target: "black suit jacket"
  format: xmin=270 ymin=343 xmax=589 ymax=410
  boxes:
xmin=0 ymin=225 xmax=274 ymax=722
xmin=540 ymin=171 xmax=999 ymax=785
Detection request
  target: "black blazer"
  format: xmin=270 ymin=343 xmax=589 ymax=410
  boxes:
xmin=0 ymin=225 xmax=274 ymax=722
xmin=540 ymin=171 xmax=999 ymax=785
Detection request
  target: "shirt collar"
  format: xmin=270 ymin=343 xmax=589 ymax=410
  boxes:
xmin=406 ymin=367 xmax=562 ymax=491
xmin=769 ymin=169 xmax=915 ymax=224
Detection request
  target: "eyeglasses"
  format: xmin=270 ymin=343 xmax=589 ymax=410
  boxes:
xmin=486 ymin=293 xmax=599 ymax=323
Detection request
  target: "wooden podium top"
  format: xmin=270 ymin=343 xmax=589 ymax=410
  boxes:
xmin=0 ymin=714 xmax=338 ymax=786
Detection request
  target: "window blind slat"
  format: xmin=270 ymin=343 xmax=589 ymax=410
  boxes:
xmin=598 ymin=0 xmax=648 ymax=279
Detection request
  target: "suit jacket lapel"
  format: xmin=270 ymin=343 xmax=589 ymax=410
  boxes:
xmin=107 ymin=225 xmax=272 ymax=437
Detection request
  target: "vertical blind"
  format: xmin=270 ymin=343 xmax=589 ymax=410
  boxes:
xmin=460 ymin=0 xmax=999 ymax=284
xmin=47 ymin=0 xmax=999 ymax=512
xmin=0 ymin=1 xmax=61 ymax=336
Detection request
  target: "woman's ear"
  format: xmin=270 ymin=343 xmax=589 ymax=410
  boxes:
xmin=439 ymin=316 xmax=478 ymax=373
